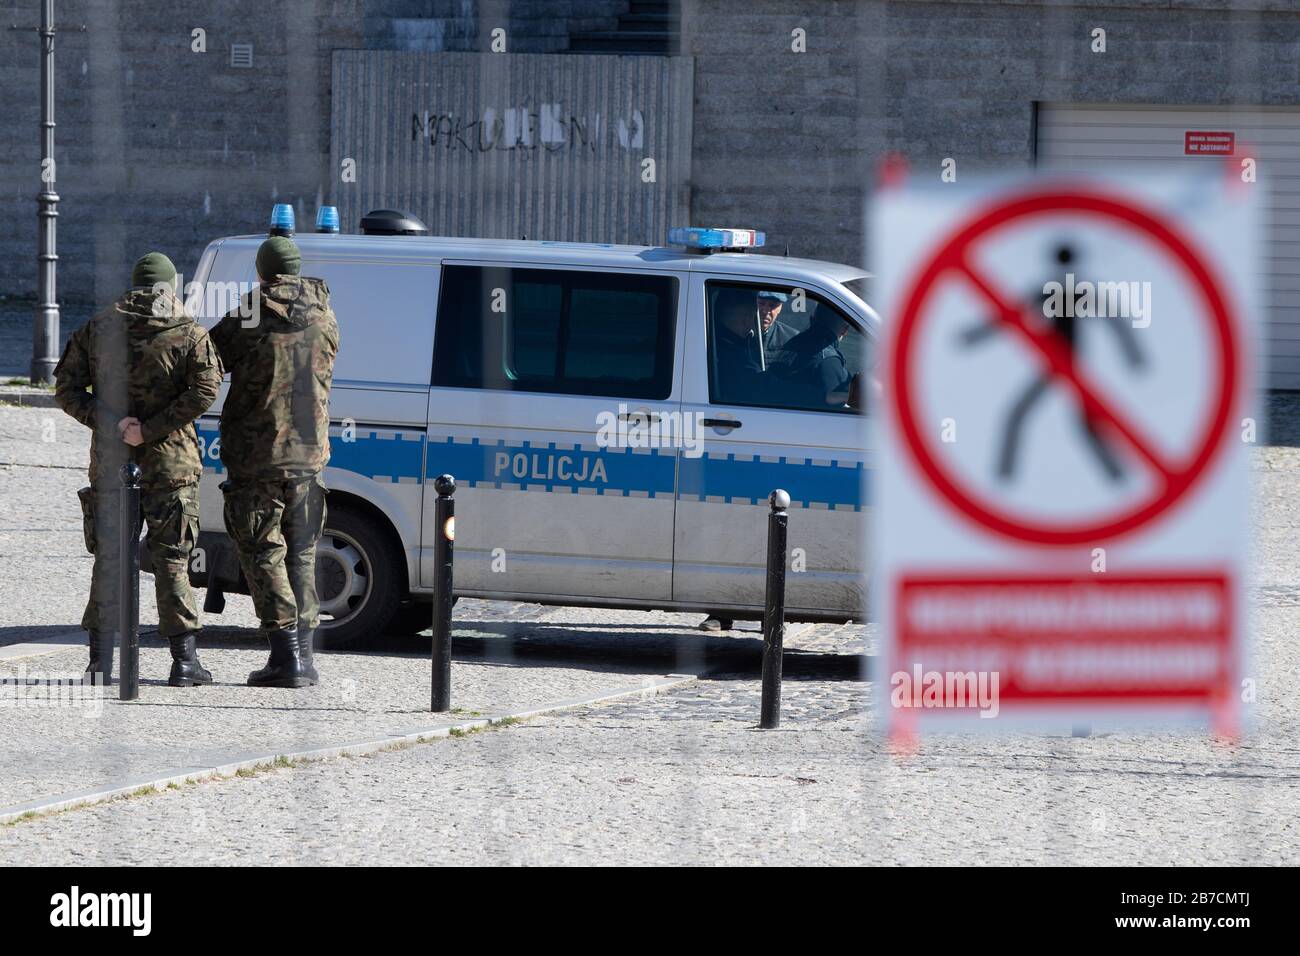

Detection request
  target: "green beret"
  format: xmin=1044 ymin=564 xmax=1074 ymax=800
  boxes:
xmin=131 ymin=252 xmax=177 ymax=291
xmin=256 ymin=236 xmax=302 ymax=280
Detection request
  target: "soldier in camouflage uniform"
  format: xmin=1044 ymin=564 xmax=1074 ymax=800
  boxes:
xmin=55 ymin=252 xmax=223 ymax=686
xmin=210 ymin=236 xmax=339 ymax=688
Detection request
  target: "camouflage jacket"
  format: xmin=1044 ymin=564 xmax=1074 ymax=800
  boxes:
xmin=54 ymin=289 xmax=223 ymax=489
xmin=210 ymin=276 xmax=339 ymax=481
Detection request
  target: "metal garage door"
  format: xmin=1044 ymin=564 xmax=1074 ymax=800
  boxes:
xmin=1036 ymin=103 xmax=1300 ymax=389
xmin=331 ymin=51 xmax=694 ymax=248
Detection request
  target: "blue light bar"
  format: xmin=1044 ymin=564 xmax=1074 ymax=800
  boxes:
xmin=315 ymin=205 xmax=340 ymax=234
xmin=668 ymin=226 xmax=766 ymax=251
xmin=269 ymin=203 xmax=295 ymax=237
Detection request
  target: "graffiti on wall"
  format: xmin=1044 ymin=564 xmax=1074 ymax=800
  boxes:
xmin=411 ymin=106 xmax=646 ymax=155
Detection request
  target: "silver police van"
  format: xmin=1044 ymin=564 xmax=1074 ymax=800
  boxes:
xmin=187 ymin=210 xmax=877 ymax=648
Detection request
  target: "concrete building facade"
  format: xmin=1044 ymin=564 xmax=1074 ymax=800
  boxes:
xmin=1 ymin=0 xmax=1296 ymax=373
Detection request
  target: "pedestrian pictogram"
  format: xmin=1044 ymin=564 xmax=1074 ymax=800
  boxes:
xmin=872 ymin=171 xmax=1257 ymax=736
xmin=890 ymin=187 xmax=1241 ymax=547
xmin=957 ymin=242 xmax=1147 ymax=484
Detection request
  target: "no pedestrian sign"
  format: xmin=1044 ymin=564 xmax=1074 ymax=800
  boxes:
xmin=870 ymin=171 xmax=1258 ymax=735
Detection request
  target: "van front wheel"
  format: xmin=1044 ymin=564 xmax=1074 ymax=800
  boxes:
xmin=313 ymin=506 xmax=404 ymax=649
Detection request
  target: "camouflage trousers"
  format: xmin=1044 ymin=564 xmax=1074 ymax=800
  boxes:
xmin=78 ymin=481 xmax=201 ymax=638
xmin=221 ymin=475 xmax=327 ymax=634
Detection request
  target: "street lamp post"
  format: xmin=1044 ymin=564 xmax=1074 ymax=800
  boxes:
xmin=31 ymin=0 xmax=60 ymax=385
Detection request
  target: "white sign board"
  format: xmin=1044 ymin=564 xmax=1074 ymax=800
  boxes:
xmin=870 ymin=170 xmax=1257 ymax=735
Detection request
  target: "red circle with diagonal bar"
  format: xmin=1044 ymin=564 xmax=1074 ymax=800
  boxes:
xmin=888 ymin=186 xmax=1241 ymax=546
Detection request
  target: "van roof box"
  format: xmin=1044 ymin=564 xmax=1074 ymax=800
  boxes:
xmin=360 ymin=209 xmax=429 ymax=236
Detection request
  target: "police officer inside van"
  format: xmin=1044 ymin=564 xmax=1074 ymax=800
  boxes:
xmin=712 ymin=287 xmax=768 ymax=405
xmin=756 ymin=289 xmax=796 ymax=356
xmin=770 ymin=308 xmax=858 ymax=410
xmin=712 ymin=288 xmax=799 ymax=400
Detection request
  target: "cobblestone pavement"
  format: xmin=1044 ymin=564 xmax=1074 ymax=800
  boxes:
xmin=0 ymin=405 xmax=758 ymax=812
xmin=2 ymin=403 xmax=1299 ymax=864
xmin=0 ymin=615 xmax=714 ymax=814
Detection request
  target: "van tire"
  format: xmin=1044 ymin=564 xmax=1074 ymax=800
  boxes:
xmin=387 ymin=599 xmax=433 ymax=635
xmin=314 ymin=506 xmax=404 ymax=650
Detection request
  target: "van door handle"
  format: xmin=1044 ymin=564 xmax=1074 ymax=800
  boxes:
xmin=619 ymin=411 xmax=660 ymax=424
xmin=702 ymin=418 xmax=742 ymax=430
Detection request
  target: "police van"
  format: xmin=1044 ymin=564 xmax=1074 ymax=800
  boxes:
xmin=187 ymin=208 xmax=878 ymax=648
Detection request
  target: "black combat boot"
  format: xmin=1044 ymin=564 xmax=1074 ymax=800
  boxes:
xmin=297 ymin=622 xmax=320 ymax=686
xmin=83 ymin=630 xmax=114 ymax=686
xmin=247 ymin=627 xmax=312 ymax=688
xmin=167 ymin=631 xmax=213 ymax=687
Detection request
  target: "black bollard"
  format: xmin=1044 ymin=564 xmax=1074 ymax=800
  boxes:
xmin=118 ymin=462 xmax=142 ymax=701
xmin=430 ymin=474 xmax=456 ymax=712
xmin=760 ymin=489 xmax=790 ymax=729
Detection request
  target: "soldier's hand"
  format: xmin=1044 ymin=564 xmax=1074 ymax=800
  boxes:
xmin=117 ymin=416 xmax=138 ymax=436
xmin=122 ymin=421 xmax=145 ymax=446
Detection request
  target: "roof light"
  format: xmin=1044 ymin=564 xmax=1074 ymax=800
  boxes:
xmin=269 ymin=203 xmax=295 ymax=237
xmin=359 ymin=209 xmax=429 ymax=236
xmin=668 ymin=226 xmax=765 ymax=252
xmin=315 ymin=205 xmax=340 ymax=234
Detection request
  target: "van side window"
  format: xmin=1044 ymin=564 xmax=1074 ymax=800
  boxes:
xmin=705 ymin=280 xmax=871 ymax=414
xmin=297 ymin=258 xmax=438 ymax=386
xmin=433 ymin=266 xmax=677 ymax=400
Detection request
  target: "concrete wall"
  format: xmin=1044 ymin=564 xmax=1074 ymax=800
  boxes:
xmin=0 ymin=0 xmax=363 ymax=306
xmin=682 ymin=0 xmax=1300 ymax=268
xmin=2 ymin=0 xmax=1298 ymax=304
xmin=0 ymin=0 xmax=634 ymax=306
xmin=363 ymin=1 xmax=630 ymax=54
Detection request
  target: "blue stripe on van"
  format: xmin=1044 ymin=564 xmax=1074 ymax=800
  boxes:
xmin=198 ymin=421 xmax=867 ymax=509
xmin=196 ymin=421 xmax=424 ymax=482
xmin=329 ymin=430 xmax=424 ymax=482
xmin=677 ymin=454 xmax=866 ymax=511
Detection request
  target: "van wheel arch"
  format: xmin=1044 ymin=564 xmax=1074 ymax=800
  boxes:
xmin=314 ymin=491 xmax=408 ymax=649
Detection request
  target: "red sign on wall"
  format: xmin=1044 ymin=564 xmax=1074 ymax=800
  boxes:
xmin=1184 ymin=130 xmax=1235 ymax=156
